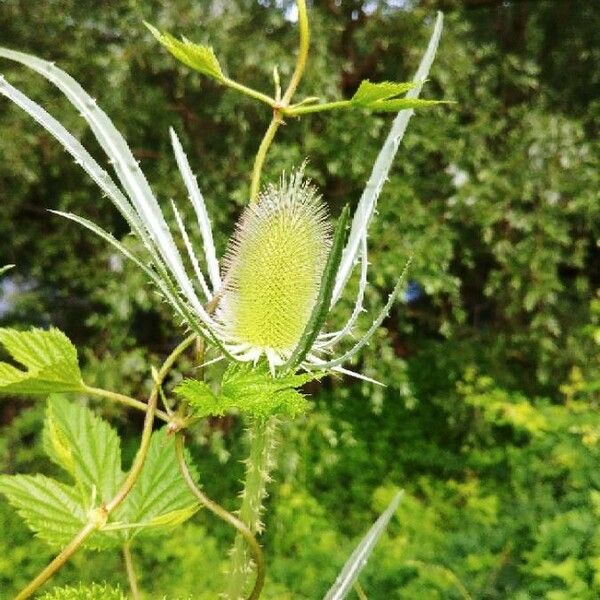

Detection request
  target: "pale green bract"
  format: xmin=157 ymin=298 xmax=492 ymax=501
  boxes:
xmin=0 ymin=12 xmax=443 ymax=382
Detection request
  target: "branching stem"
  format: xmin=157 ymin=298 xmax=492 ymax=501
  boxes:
xmin=14 ymin=334 xmax=196 ymax=599
xmin=249 ymin=0 xmax=310 ymax=202
xmin=175 ymin=434 xmax=266 ymax=600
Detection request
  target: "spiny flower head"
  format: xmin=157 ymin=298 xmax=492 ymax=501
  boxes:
xmin=218 ymin=172 xmax=331 ymax=356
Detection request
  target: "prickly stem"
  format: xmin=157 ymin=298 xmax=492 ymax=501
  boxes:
xmin=225 ymin=416 xmax=279 ymax=600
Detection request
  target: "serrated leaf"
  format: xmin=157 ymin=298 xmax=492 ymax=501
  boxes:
xmin=177 ymin=363 xmax=319 ymax=419
xmin=324 ymin=491 xmax=404 ymax=600
xmin=43 ymin=396 xmax=124 ymax=503
xmin=0 ymin=264 xmax=14 ymax=276
xmin=145 ymin=22 xmax=224 ymax=80
xmin=0 ymin=327 xmax=84 ymax=394
xmin=116 ymin=428 xmax=198 ymax=540
xmin=351 ymin=80 xmax=418 ymax=105
xmin=350 ymin=80 xmax=444 ymax=112
xmin=176 ymin=379 xmax=223 ymax=417
xmin=39 ymin=583 xmax=126 ymax=600
xmin=0 ymin=474 xmax=87 ymax=548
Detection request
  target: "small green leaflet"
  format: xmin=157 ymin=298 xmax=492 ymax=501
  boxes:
xmin=351 ymin=79 xmax=443 ymax=112
xmin=0 ymin=397 xmax=198 ymax=550
xmin=0 ymin=327 xmax=84 ymax=394
xmin=0 ymin=264 xmax=14 ymax=276
xmin=177 ymin=363 xmax=321 ymax=419
xmin=145 ymin=22 xmax=224 ymax=81
xmin=39 ymin=583 xmax=127 ymax=600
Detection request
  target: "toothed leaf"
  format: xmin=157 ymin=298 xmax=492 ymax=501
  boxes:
xmin=0 ymin=474 xmax=88 ymax=548
xmin=42 ymin=395 xmax=124 ymax=503
xmin=351 ymin=80 xmax=418 ymax=105
xmin=116 ymin=428 xmax=198 ymax=540
xmin=146 ymin=23 xmax=224 ymax=80
xmin=0 ymin=328 xmax=84 ymax=394
xmin=177 ymin=363 xmax=319 ymax=419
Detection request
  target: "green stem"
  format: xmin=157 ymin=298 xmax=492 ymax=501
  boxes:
xmin=175 ymin=434 xmax=266 ymax=600
xmin=225 ymin=417 xmax=278 ymax=600
xmin=283 ymin=99 xmax=351 ymax=116
xmin=83 ymin=384 xmax=170 ymax=423
xmin=249 ymin=0 xmax=310 ymax=202
xmin=249 ymin=118 xmax=281 ymax=202
xmin=14 ymin=521 xmax=98 ymax=600
xmin=280 ymin=0 xmax=310 ymax=106
xmin=223 ymin=77 xmax=277 ymax=108
xmin=14 ymin=334 xmax=196 ymax=599
xmin=123 ymin=543 xmax=141 ymax=600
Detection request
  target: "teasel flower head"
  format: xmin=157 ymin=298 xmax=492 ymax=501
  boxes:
xmin=0 ymin=14 xmax=441 ymax=381
xmin=217 ymin=172 xmax=332 ymax=365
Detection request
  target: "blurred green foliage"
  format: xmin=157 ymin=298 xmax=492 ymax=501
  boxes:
xmin=0 ymin=0 xmax=598 ymax=598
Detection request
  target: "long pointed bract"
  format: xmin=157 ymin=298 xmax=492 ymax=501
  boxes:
xmin=0 ymin=48 xmax=207 ymax=327
xmin=316 ymin=258 xmax=411 ymax=371
xmin=331 ymin=12 xmax=443 ymax=304
xmin=170 ymin=128 xmax=221 ymax=292
xmin=324 ymin=491 xmax=405 ymax=600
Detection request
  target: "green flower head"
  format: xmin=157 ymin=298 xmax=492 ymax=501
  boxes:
xmin=218 ymin=172 xmax=331 ymax=361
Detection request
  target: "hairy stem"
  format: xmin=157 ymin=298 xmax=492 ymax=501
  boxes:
xmin=249 ymin=0 xmax=310 ymax=202
xmin=175 ymin=434 xmax=266 ymax=600
xmin=225 ymin=417 xmax=278 ymax=600
xmin=123 ymin=543 xmax=141 ymax=600
xmin=14 ymin=334 xmax=196 ymax=599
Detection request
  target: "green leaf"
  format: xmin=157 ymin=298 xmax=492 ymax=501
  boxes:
xmin=0 ymin=264 xmax=14 ymax=276
xmin=282 ymin=205 xmax=350 ymax=373
xmin=350 ymin=79 xmax=445 ymax=112
xmin=145 ymin=22 xmax=224 ymax=80
xmin=116 ymin=428 xmax=198 ymax=540
xmin=177 ymin=363 xmax=319 ymax=419
xmin=39 ymin=583 xmax=126 ymax=600
xmin=43 ymin=395 xmax=124 ymax=503
xmin=351 ymin=80 xmax=418 ymax=105
xmin=0 ymin=327 xmax=84 ymax=394
xmin=0 ymin=474 xmax=88 ymax=548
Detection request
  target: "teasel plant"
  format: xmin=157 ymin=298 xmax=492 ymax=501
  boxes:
xmin=0 ymin=2 xmax=445 ymax=599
